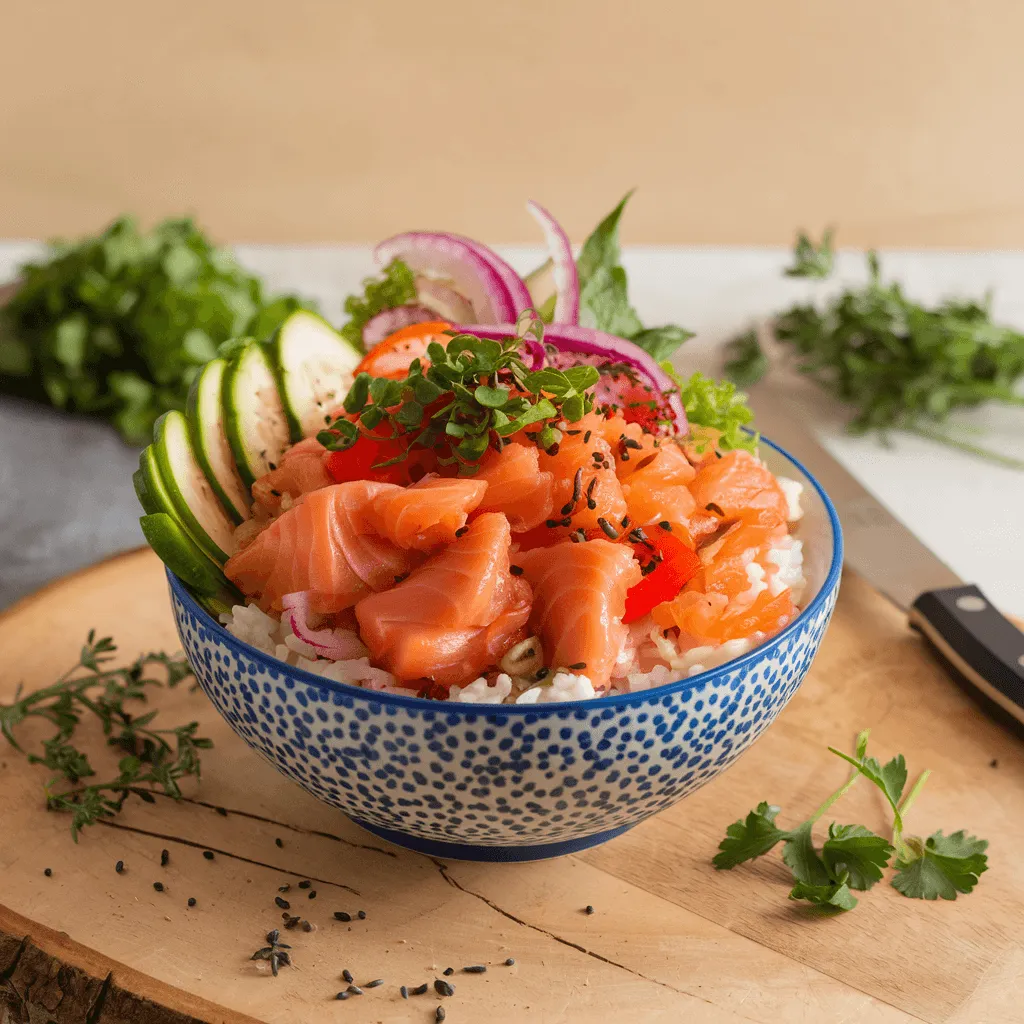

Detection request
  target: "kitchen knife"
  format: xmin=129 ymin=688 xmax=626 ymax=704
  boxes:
xmin=748 ymin=393 xmax=1024 ymax=724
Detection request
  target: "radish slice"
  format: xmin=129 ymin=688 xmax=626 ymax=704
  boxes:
xmin=363 ymin=305 xmax=439 ymax=349
xmin=458 ymin=322 xmax=687 ymax=432
xmin=282 ymin=592 xmax=369 ymax=661
xmin=526 ymin=201 xmax=579 ymax=325
xmin=375 ymin=233 xmax=524 ymax=323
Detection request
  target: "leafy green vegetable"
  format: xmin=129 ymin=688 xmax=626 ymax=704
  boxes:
xmin=785 ymin=228 xmax=835 ymax=278
xmin=714 ymin=730 xmax=987 ymax=912
xmin=724 ymin=232 xmax=1024 ymax=469
xmin=319 ymin=317 xmax=598 ymax=472
xmin=0 ymin=216 xmax=316 ymax=444
xmin=890 ymin=830 xmax=989 ymax=900
xmin=0 ymin=630 xmax=209 ymax=840
xmin=664 ymin=367 xmax=758 ymax=453
xmin=339 ymin=259 xmax=417 ymax=352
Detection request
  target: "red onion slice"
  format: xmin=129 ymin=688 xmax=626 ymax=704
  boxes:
xmin=363 ymin=305 xmax=440 ymax=349
xmin=375 ymin=233 xmax=523 ymax=323
xmin=282 ymin=592 xmax=369 ymax=661
xmin=458 ymin=323 xmax=687 ymax=432
xmin=526 ymin=201 xmax=579 ymax=325
xmin=415 ymin=277 xmax=475 ymax=322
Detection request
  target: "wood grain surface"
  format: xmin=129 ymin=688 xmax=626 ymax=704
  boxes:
xmin=1 ymin=549 xmax=1022 ymax=1024
xmin=3 ymin=1 xmax=1024 ymax=247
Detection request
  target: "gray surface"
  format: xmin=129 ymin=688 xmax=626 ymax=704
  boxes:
xmin=0 ymin=398 xmax=144 ymax=608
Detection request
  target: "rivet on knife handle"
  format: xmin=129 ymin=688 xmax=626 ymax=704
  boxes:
xmin=908 ymin=584 xmax=1024 ymax=725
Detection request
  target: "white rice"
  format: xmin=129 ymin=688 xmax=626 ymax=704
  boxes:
xmin=220 ymin=537 xmax=808 ymax=705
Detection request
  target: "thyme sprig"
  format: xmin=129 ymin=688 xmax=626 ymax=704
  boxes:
xmin=0 ymin=630 xmax=211 ymax=840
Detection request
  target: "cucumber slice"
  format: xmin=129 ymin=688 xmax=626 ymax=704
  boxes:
xmin=139 ymin=513 xmax=226 ymax=596
xmin=223 ymin=340 xmax=291 ymax=488
xmin=187 ymin=358 xmax=251 ymax=524
xmin=270 ymin=311 xmax=361 ymax=441
xmin=134 ymin=445 xmax=175 ymax=516
xmin=152 ymin=410 xmax=237 ymax=564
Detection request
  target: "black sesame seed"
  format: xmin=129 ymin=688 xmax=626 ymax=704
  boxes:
xmin=357 ymin=910 xmax=366 ymax=920
xmin=505 ymin=958 xmax=516 ymax=966
xmin=283 ymin=915 xmax=300 ymax=929
xmin=658 ymin=521 xmax=672 ymax=531
xmin=443 ymin=967 xmax=454 ymax=977
xmin=335 ymin=991 xmax=349 ymax=1001
xmin=188 ymin=897 xmax=197 ymax=907
xmin=153 ymin=882 xmax=165 ymax=892
xmin=400 ymin=985 xmax=409 ymax=1000
xmin=462 ymin=964 xmax=487 ymax=973
xmin=560 ymin=516 xmax=572 ymax=527
xmin=585 ymin=904 xmax=595 ymax=915
xmin=115 ymin=860 xmax=124 ymax=874
xmin=298 ymin=880 xmax=311 ymax=889
xmin=705 ymin=501 xmax=725 ymax=516
xmin=545 ymin=519 xmax=558 ymax=528
xmin=275 ymin=896 xmax=290 ymax=909
xmin=569 ymin=532 xmax=581 ymax=543
xmin=591 ymin=450 xmax=603 ymax=460
xmin=434 ymin=979 xmax=455 ymax=997
xmin=621 ymin=516 xmax=631 ymax=528
xmin=597 ymin=517 xmax=619 ymax=540
xmin=302 ymin=920 xmax=312 ymax=932
xmin=275 ymin=838 xmax=284 ymax=848
xmin=278 ymin=884 xmax=291 ymax=892
xmin=347 ymin=985 xmax=363 ymax=996
xmin=334 ymin=911 xmax=352 ymax=922
xmin=44 ymin=868 xmax=52 ymax=877
xmin=583 ymin=430 xmax=592 ymax=443
xmin=568 ymin=662 xmax=587 ymax=670
xmin=436 ymin=1008 xmax=447 ymax=1023
xmin=454 ymin=526 xmax=469 ymax=537
xmin=410 ymin=983 xmax=429 ymax=995
xmin=535 ymin=667 xmax=549 ymax=680
xmin=622 ymin=437 xmax=642 ymax=450
xmin=342 ymin=969 xmax=354 ymax=983
xmin=160 ymin=849 xmax=169 ymax=867
xmin=270 ymin=488 xmax=282 ymax=497
xmin=509 ymin=564 xmax=524 ymax=576
xmin=308 ymin=890 xmax=317 ymax=899
xmin=202 ymin=850 xmax=215 ymax=861
xmin=266 ymin=928 xmax=280 ymax=944
xmin=546 ymin=443 xmax=560 ymax=456
xmin=365 ymin=979 xmax=384 ymax=988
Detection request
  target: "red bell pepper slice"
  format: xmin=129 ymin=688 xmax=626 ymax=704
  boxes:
xmin=622 ymin=527 xmax=702 ymax=624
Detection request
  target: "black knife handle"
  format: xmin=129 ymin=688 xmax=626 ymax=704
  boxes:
xmin=908 ymin=584 xmax=1024 ymax=724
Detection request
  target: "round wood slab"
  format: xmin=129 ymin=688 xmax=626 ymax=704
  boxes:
xmin=1 ymin=550 xmax=1022 ymax=1024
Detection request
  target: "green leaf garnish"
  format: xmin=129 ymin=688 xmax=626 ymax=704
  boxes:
xmin=890 ymin=830 xmax=989 ymax=900
xmin=789 ymin=878 xmax=859 ymax=911
xmin=339 ymin=258 xmax=417 ymax=352
xmin=821 ymin=824 xmax=894 ymax=890
xmin=723 ymin=328 xmax=769 ymax=387
xmin=664 ymin=367 xmax=759 ymax=453
xmin=712 ymin=801 xmax=786 ymax=869
xmin=785 ymin=228 xmax=835 ymax=278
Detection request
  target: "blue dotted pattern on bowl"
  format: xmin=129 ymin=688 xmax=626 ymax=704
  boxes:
xmin=169 ymin=434 xmax=843 ymax=855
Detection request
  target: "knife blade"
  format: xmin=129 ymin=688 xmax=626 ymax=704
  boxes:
xmin=748 ymin=390 xmax=1024 ymax=725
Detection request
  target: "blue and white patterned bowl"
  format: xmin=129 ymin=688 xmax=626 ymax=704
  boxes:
xmin=169 ymin=436 xmax=842 ymax=862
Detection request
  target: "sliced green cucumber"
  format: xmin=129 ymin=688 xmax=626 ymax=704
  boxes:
xmin=270 ymin=311 xmax=361 ymax=441
xmin=139 ymin=513 xmax=226 ymax=596
xmin=152 ymin=410 xmax=237 ymax=564
xmin=187 ymin=358 xmax=251 ymax=524
xmin=223 ymin=340 xmax=291 ymax=488
xmin=134 ymin=445 xmax=174 ymax=517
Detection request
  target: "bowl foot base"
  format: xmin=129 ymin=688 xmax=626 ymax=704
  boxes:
xmin=348 ymin=819 xmax=636 ymax=862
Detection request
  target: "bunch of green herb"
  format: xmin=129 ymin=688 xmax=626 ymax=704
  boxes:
xmin=0 ymin=630 xmax=211 ymax=840
xmin=339 ymin=258 xmax=417 ymax=351
xmin=0 ymin=216 xmax=316 ymax=443
xmin=714 ymin=730 xmax=988 ymax=909
xmin=724 ymin=230 xmax=1024 ymax=469
xmin=319 ymin=319 xmax=599 ymax=471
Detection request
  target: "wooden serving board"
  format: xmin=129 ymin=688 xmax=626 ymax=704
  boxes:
xmin=1 ymin=550 xmax=1022 ymax=1024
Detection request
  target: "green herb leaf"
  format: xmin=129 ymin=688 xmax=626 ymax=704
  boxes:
xmin=782 ymin=820 xmax=832 ymax=886
xmin=713 ymin=801 xmax=787 ymax=869
xmin=339 ymin=259 xmax=416 ymax=352
xmin=891 ymin=830 xmax=989 ymax=900
xmin=821 ymin=823 xmax=894 ymax=890
xmin=316 ymin=418 xmax=359 ymax=451
xmin=474 ymin=384 xmax=510 ymax=408
xmin=785 ymin=229 xmax=835 ymax=278
xmin=665 ymin=367 xmax=758 ymax=453
xmin=789 ymin=878 xmax=859 ymax=911
xmin=631 ymin=325 xmax=696 ymax=362
xmin=723 ymin=329 xmax=769 ymax=387
xmin=828 ymin=749 xmax=908 ymax=832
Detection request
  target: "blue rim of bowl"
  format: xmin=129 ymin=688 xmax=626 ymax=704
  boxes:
xmin=168 ymin=433 xmax=843 ymax=714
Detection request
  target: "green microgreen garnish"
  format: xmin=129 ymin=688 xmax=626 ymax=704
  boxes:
xmin=0 ymin=630 xmax=210 ymax=840
xmin=724 ymin=230 xmax=1024 ymax=469
xmin=714 ymin=730 xmax=988 ymax=909
xmin=317 ymin=319 xmax=599 ymax=472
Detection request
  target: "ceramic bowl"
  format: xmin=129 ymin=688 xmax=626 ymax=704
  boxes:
xmin=168 ymin=436 xmax=842 ymax=862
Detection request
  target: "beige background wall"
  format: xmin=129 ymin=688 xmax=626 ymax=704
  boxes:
xmin=2 ymin=1 xmax=1023 ymax=247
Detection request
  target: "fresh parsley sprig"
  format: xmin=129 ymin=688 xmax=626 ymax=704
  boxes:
xmin=714 ymin=730 xmax=988 ymax=908
xmin=318 ymin=320 xmax=599 ymax=472
xmin=0 ymin=630 xmax=210 ymax=840
xmin=724 ymin=230 xmax=1024 ymax=469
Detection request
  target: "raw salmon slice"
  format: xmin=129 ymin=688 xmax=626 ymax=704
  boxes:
xmin=355 ymin=512 xmax=531 ymax=684
xmin=622 ymin=443 xmax=697 ymax=528
xmin=689 ymin=449 xmax=789 ymax=526
xmin=593 ymin=413 xmax=663 ymax=480
xmin=251 ymin=437 xmax=331 ymax=517
xmin=653 ymin=587 xmax=795 ymax=645
xmin=369 ymin=475 xmax=487 ymax=549
xmin=225 ymin=481 xmax=422 ymax=614
xmin=516 ymin=539 xmax=641 ymax=690
xmin=474 ymin=442 xmax=555 ymax=532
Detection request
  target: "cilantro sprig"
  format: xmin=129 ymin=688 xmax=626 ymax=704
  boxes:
xmin=0 ymin=216 xmax=316 ymax=443
xmin=714 ymin=730 xmax=988 ymax=908
xmin=724 ymin=230 xmax=1024 ymax=469
xmin=0 ymin=630 xmax=210 ymax=840
xmin=318 ymin=319 xmax=599 ymax=472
